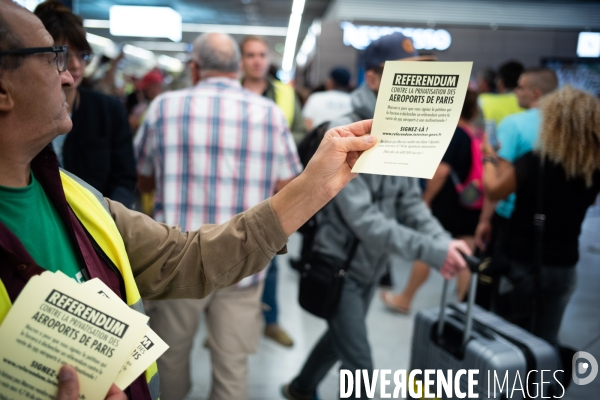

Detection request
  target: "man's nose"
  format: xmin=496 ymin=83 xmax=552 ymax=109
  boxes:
xmin=61 ymin=69 xmax=75 ymax=87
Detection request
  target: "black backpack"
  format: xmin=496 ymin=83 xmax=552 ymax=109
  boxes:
xmin=290 ymin=121 xmax=331 ymax=272
xmin=290 ymin=114 xmax=359 ymax=272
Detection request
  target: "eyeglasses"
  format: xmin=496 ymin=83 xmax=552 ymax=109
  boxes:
xmin=0 ymin=45 xmax=68 ymax=72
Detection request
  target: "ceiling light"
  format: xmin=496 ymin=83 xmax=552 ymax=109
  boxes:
xmin=282 ymin=0 xmax=306 ymax=72
xmin=85 ymin=20 xmax=288 ymax=37
xmin=123 ymin=44 xmax=155 ymax=61
xmin=577 ymin=32 xmax=600 ymax=57
xmin=131 ymin=42 xmax=191 ymax=52
xmin=84 ymin=20 xmax=111 ymax=29
xmin=182 ymin=23 xmax=287 ymax=36
xmin=85 ymin=33 xmax=120 ymax=58
xmin=157 ymin=55 xmax=184 ymax=73
xmin=110 ymin=6 xmax=182 ymax=42
xmin=86 ymin=33 xmax=114 ymax=47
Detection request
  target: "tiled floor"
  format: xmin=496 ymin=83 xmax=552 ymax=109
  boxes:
xmin=185 ymin=203 xmax=600 ymax=400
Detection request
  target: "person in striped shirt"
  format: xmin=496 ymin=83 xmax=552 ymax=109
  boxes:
xmin=134 ymin=33 xmax=302 ymax=400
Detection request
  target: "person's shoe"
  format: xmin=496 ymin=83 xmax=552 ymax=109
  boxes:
xmin=281 ymin=383 xmax=315 ymax=400
xmin=380 ymin=291 xmax=410 ymax=314
xmin=264 ymin=324 xmax=294 ymax=347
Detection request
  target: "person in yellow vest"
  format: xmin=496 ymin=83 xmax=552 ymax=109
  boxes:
xmin=478 ymin=60 xmax=525 ymax=129
xmin=0 ymin=3 xmax=376 ymax=399
xmin=240 ymin=35 xmax=306 ymax=348
xmin=241 ymin=35 xmax=306 ymax=144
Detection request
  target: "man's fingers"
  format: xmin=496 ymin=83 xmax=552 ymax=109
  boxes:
xmin=456 ymin=240 xmax=473 ymax=256
xmin=456 ymin=256 xmax=467 ymax=270
xmin=451 ymin=248 xmax=467 ymax=269
xmin=56 ymin=365 xmax=79 ymax=400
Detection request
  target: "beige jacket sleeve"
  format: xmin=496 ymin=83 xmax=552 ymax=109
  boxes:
xmin=107 ymin=199 xmax=288 ymax=300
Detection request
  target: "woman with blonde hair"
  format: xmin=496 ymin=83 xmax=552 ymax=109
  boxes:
xmin=482 ymin=85 xmax=600 ymax=344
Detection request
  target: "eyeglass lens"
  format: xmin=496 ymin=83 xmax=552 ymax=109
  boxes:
xmin=56 ymin=50 xmax=67 ymax=72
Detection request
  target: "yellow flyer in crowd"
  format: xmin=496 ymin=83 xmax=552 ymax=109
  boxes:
xmin=0 ymin=271 xmax=149 ymax=400
xmin=352 ymin=61 xmax=473 ymax=178
xmin=82 ymin=278 xmax=169 ymax=390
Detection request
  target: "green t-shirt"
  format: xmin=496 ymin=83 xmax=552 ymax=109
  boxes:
xmin=0 ymin=173 xmax=85 ymax=282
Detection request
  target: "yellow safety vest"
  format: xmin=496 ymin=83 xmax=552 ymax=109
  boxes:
xmin=0 ymin=170 xmax=159 ymax=399
xmin=479 ymin=92 xmax=524 ymax=125
xmin=273 ymin=80 xmax=296 ymax=128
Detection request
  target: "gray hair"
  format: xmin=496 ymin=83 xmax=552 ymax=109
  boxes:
xmin=191 ymin=33 xmax=240 ymax=73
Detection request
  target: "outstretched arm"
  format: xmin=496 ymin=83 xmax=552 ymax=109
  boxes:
xmin=115 ymin=119 xmax=376 ymax=300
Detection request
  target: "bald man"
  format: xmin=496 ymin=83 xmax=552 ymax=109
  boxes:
xmin=134 ymin=32 xmax=303 ymax=400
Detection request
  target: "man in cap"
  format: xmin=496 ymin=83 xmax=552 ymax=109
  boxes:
xmin=282 ymin=32 xmax=469 ymax=400
xmin=303 ymin=66 xmax=353 ymax=131
xmin=129 ymin=69 xmax=164 ymax=133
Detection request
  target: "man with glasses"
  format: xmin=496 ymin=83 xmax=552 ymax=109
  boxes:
xmin=0 ymin=3 xmax=377 ymax=400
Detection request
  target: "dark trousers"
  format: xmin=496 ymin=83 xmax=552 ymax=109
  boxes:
xmin=503 ymin=260 xmax=577 ymax=346
xmin=291 ymin=277 xmax=376 ymax=399
xmin=476 ymin=213 xmax=511 ymax=310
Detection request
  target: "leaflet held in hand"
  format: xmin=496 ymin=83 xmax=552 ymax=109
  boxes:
xmin=0 ymin=271 xmax=149 ymax=400
xmin=82 ymin=278 xmax=168 ymax=390
xmin=352 ymin=61 xmax=473 ymax=178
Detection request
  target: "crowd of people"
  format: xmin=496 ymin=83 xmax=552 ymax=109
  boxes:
xmin=0 ymin=1 xmax=599 ymax=400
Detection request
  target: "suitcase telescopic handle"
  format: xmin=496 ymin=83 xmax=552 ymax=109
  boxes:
xmin=437 ymin=252 xmax=481 ymax=347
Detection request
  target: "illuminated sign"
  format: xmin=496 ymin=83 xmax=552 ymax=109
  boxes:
xmin=110 ymin=6 xmax=182 ymax=42
xmin=577 ymin=32 xmax=600 ymax=57
xmin=341 ymin=22 xmax=451 ymax=51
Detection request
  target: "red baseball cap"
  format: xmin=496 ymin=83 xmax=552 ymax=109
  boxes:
xmin=137 ymin=70 xmax=164 ymax=90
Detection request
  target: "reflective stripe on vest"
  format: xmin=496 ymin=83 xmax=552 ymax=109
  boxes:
xmin=273 ymin=80 xmax=295 ymax=127
xmin=0 ymin=171 xmax=159 ymax=400
xmin=0 ymin=281 xmax=10 ymax=325
xmin=59 ymin=171 xmax=159 ymax=400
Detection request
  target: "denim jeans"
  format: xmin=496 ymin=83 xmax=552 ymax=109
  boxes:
xmin=291 ymin=276 xmax=377 ymax=399
xmin=262 ymin=258 xmax=278 ymax=325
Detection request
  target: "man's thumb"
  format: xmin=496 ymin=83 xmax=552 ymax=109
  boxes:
xmin=56 ymin=365 xmax=79 ymax=400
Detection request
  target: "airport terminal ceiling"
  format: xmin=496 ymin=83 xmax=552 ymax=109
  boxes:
xmin=77 ymin=0 xmax=332 ymax=62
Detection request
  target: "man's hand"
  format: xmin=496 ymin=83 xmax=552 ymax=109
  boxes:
xmin=475 ymin=220 xmax=492 ymax=251
xmin=271 ymin=119 xmax=376 ymax=237
xmin=303 ymin=119 xmax=376 ymax=199
xmin=56 ymin=365 xmax=126 ymax=400
xmin=439 ymin=240 xmax=472 ymax=279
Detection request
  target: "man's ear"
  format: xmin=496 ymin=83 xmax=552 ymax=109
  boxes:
xmin=0 ymin=76 xmax=15 ymax=112
xmin=190 ymin=61 xmax=201 ymax=85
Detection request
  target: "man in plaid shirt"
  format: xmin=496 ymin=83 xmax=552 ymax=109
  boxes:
xmin=135 ymin=32 xmax=302 ymax=400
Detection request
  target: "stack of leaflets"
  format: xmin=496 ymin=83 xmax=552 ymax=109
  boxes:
xmin=0 ymin=271 xmax=168 ymax=399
